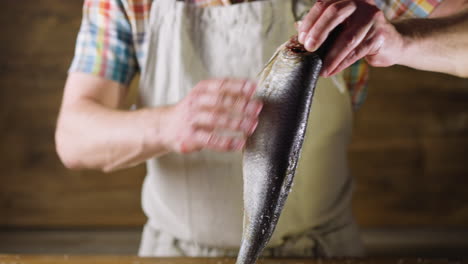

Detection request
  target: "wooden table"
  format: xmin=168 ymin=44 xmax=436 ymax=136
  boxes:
xmin=0 ymin=256 xmax=465 ymax=264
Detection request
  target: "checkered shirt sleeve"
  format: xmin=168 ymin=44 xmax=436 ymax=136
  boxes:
xmin=346 ymin=0 xmax=443 ymax=110
xmin=69 ymin=0 xmax=139 ymax=85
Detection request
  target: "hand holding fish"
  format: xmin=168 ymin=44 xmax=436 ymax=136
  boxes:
xmin=162 ymin=79 xmax=263 ymax=154
xmin=297 ymin=0 xmax=403 ymax=77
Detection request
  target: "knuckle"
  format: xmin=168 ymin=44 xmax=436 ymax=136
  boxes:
xmin=234 ymin=97 xmax=247 ymax=110
xmin=186 ymin=95 xmax=198 ymax=109
xmin=359 ymin=38 xmax=373 ymax=50
xmin=311 ymin=1 xmax=327 ymax=14
xmin=327 ymin=0 xmax=352 ymax=15
xmin=215 ymin=93 xmax=225 ymax=106
xmin=336 ymin=1 xmax=356 ymax=14
xmin=342 ymin=31 xmax=356 ymax=45
xmin=354 ymin=44 xmax=366 ymax=56
xmin=222 ymin=138 xmax=232 ymax=149
xmin=223 ymin=78 xmax=237 ymax=85
xmin=326 ymin=4 xmax=340 ymax=16
xmin=217 ymin=114 xmax=229 ymax=128
xmin=315 ymin=1 xmax=327 ymax=9
xmin=372 ymin=9 xmax=383 ymax=20
xmin=207 ymin=111 xmax=218 ymax=125
xmin=206 ymin=132 xmax=214 ymax=143
xmin=374 ymin=28 xmax=385 ymax=39
xmin=224 ymin=95 xmax=234 ymax=108
xmin=206 ymin=133 xmax=215 ymax=146
xmin=180 ymin=146 xmax=191 ymax=154
xmin=179 ymin=140 xmax=192 ymax=154
xmin=347 ymin=50 xmax=357 ymax=61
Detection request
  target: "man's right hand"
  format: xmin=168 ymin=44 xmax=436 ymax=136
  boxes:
xmin=161 ymin=79 xmax=263 ymax=154
xmin=56 ymin=74 xmax=262 ymax=172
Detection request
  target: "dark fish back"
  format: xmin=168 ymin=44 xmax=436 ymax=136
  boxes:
xmin=237 ymin=44 xmax=322 ymax=264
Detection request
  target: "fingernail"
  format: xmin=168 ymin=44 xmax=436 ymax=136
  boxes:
xmin=295 ymin=21 xmax=303 ymax=31
xmin=241 ymin=119 xmax=251 ymax=133
xmin=232 ymin=138 xmax=245 ymax=150
xmin=243 ymin=81 xmax=257 ymax=95
xmin=305 ymin=37 xmax=316 ymax=51
xmin=249 ymin=120 xmax=259 ymax=135
xmin=245 ymin=102 xmax=255 ymax=114
xmin=246 ymin=101 xmax=262 ymax=115
xmin=298 ymin=32 xmax=306 ymax=44
xmin=255 ymin=102 xmax=263 ymax=115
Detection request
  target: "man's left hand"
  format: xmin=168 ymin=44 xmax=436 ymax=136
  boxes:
xmin=297 ymin=0 xmax=403 ymax=77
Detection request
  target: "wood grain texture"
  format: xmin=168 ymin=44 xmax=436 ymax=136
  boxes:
xmin=350 ymin=66 xmax=468 ymax=227
xmin=0 ymin=1 xmax=146 ymax=227
xmin=0 ymin=1 xmax=467 ymax=228
xmin=0 ymin=256 xmax=465 ymax=264
xmin=1 ymin=229 xmax=468 ymax=257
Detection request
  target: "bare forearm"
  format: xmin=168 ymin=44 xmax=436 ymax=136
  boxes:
xmin=297 ymin=0 xmax=468 ymax=77
xmin=56 ymin=73 xmax=174 ymax=172
xmin=56 ymin=101 xmax=171 ymax=172
xmin=395 ymin=9 xmax=468 ymax=77
xmin=56 ymin=73 xmax=261 ymax=172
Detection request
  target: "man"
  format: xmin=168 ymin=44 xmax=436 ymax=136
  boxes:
xmin=55 ymin=0 xmax=467 ymax=258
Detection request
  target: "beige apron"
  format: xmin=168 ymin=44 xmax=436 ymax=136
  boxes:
xmin=138 ymin=0 xmax=363 ymax=257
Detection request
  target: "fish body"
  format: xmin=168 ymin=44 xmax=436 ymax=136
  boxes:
xmin=236 ymin=37 xmax=323 ymax=264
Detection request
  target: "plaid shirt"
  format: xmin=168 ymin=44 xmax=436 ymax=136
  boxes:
xmin=69 ymin=0 xmax=442 ymax=109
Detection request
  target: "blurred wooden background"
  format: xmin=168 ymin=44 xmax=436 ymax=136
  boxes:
xmin=1 ymin=1 xmax=468 ymax=231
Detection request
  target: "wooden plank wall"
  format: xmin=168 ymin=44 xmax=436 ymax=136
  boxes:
xmin=352 ymin=67 xmax=468 ymax=227
xmin=0 ymin=1 xmax=146 ymax=227
xmin=1 ymin=1 xmax=467 ymax=228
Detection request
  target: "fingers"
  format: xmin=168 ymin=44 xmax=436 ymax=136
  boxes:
xmin=178 ymin=109 xmax=258 ymax=153
xmin=174 ymin=78 xmax=263 ymax=154
xmin=298 ymin=0 xmax=330 ymax=43
xmin=179 ymin=130 xmax=246 ymax=154
xmin=297 ymin=0 xmax=390 ymax=76
xmin=194 ymin=79 xmax=257 ymax=98
xmin=299 ymin=0 xmax=357 ymax=51
xmin=191 ymin=111 xmax=258 ymax=136
xmin=205 ymin=134 xmax=246 ymax=152
xmin=321 ymin=10 xmax=377 ymax=75
xmin=195 ymin=92 xmax=262 ymax=116
xmin=328 ymin=27 xmax=383 ymax=76
xmin=190 ymin=79 xmax=262 ymax=135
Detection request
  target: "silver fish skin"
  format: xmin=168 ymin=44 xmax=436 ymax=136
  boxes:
xmin=236 ymin=37 xmax=322 ymax=264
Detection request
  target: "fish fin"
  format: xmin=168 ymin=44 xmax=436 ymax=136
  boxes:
xmin=257 ymin=41 xmax=288 ymax=84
